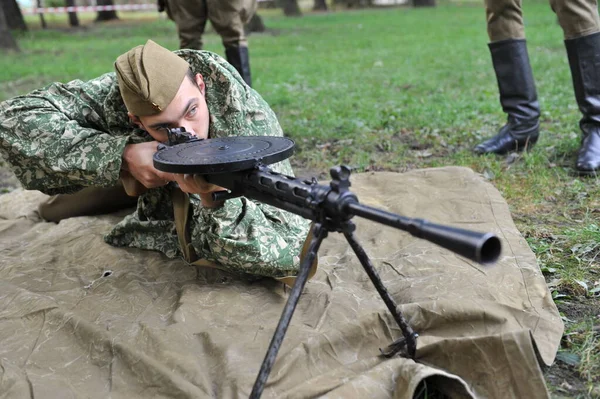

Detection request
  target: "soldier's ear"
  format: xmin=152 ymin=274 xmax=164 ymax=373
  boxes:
xmin=194 ymin=73 xmax=205 ymax=95
xmin=128 ymin=113 xmax=145 ymax=130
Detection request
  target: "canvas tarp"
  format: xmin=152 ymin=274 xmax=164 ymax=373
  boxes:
xmin=0 ymin=166 xmax=564 ymax=399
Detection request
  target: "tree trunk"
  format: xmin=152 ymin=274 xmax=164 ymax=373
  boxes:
xmin=95 ymin=0 xmax=118 ymax=22
xmin=65 ymin=0 xmax=79 ymax=27
xmin=279 ymin=0 xmax=301 ymax=16
xmin=0 ymin=0 xmax=27 ymax=31
xmin=413 ymin=0 xmax=435 ymax=7
xmin=36 ymin=0 xmax=47 ymax=29
xmin=0 ymin=3 xmax=19 ymax=51
xmin=313 ymin=0 xmax=328 ymax=11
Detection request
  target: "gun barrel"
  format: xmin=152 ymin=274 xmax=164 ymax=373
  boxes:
xmin=206 ymin=167 xmax=501 ymax=264
xmin=346 ymin=202 xmax=501 ymax=264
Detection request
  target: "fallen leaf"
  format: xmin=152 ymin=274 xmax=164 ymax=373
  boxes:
xmin=413 ymin=150 xmax=432 ymax=158
xmin=556 ymin=351 xmax=581 ymax=367
xmin=483 ymin=169 xmax=495 ymax=180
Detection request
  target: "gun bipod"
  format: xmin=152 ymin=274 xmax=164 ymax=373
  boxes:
xmin=249 ymin=220 xmax=418 ymax=399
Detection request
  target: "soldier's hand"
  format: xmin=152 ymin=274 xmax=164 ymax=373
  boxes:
xmin=122 ymin=142 xmax=171 ymax=188
xmin=120 ymin=170 xmax=148 ymax=197
xmin=169 ymin=174 xmax=226 ymax=208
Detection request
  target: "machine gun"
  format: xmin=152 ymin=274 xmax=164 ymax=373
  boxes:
xmin=154 ymin=128 xmax=502 ymax=399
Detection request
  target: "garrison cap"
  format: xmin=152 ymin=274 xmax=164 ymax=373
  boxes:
xmin=114 ymin=40 xmax=190 ymax=116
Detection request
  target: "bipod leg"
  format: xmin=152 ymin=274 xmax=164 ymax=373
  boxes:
xmin=250 ymin=223 xmax=327 ymax=399
xmin=343 ymin=230 xmax=418 ymax=359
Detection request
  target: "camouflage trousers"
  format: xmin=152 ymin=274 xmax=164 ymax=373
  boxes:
xmin=485 ymin=0 xmax=600 ymax=41
xmin=165 ymin=0 xmax=258 ymax=50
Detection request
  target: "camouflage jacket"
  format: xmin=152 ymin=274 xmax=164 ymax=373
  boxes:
xmin=0 ymin=50 xmax=310 ymax=278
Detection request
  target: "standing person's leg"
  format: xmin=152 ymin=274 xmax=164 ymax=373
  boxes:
xmin=553 ymin=0 xmax=600 ymax=173
xmin=208 ymin=0 xmax=257 ymax=87
xmin=166 ymin=0 xmax=208 ymax=50
xmin=474 ymin=0 xmax=541 ymax=154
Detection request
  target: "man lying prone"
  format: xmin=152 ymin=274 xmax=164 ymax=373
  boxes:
xmin=0 ymin=40 xmax=313 ymax=282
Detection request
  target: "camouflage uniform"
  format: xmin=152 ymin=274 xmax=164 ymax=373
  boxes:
xmin=0 ymin=50 xmax=310 ymax=279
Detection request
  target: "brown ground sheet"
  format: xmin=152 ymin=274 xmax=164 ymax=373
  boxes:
xmin=0 ymin=167 xmax=563 ymax=398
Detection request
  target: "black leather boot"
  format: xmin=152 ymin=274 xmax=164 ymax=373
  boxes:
xmin=474 ymin=39 xmax=540 ymax=155
xmin=225 ymin=45 xmax=252 ymax=87
xmin=565 ymin=32 xmax=600 ymax=175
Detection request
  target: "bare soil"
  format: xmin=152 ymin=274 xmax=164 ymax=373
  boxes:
xmin=545 ymin=298 xmax=600 ymax=398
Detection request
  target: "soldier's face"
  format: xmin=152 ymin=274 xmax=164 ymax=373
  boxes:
xmin=134 ymin=73 xmax=210 ymax=143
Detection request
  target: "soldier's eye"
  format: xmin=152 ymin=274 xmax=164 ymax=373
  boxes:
xmin=187 ymin=106 xmax=198 ymax=117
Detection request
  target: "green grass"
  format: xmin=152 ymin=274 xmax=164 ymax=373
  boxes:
xmin=1 ymin=1 xmax=599 ymax=395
